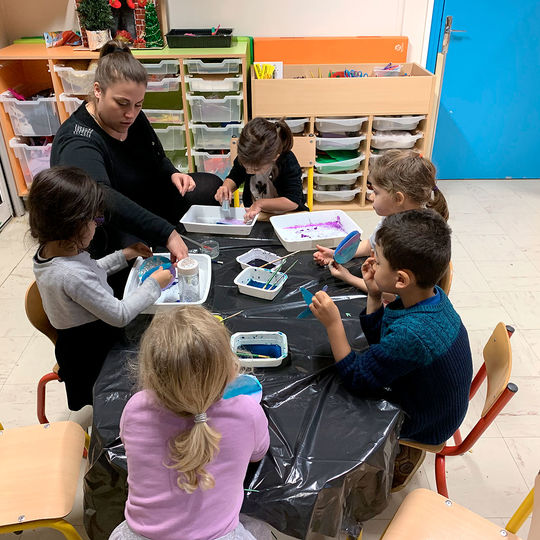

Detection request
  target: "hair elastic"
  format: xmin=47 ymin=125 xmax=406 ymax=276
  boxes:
xmin=432 ymin=185 xmax=439 ymax=192
xmin=194 ymin=412 xmax=208 ymax=424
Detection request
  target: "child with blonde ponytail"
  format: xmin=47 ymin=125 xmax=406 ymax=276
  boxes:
xmin=110 ymin=307 xmax=270 ymax=540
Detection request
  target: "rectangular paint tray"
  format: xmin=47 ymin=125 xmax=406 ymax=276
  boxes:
xmin=236 ymin=248 xmax=279 ymax=270
xmin=123 ymin=253 xmax=211 ymax=313
xmin=180 ymin=205 xmax=258 ymax=236
xmin=270 ymin=210 xmax=361 ymax=252
xmin=231 ymin=331 xmax=288 ymax=368
xmin=234 ymin=266 xmax=288 ymax=300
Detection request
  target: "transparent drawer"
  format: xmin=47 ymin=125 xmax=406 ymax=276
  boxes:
xmin=9 ymin=138 xmax=52 ymax=188
xmin=146 ymin=76 xmax=181 ymax=92
xmin=313 ymin=188 xmax=361 ymax=202
xmin=141 ymin=60 xmax=179 ymax=76
xmin=166 ymin=150 xmax=188 ymax=173
xmin=190 ymin=123 xmax=243 ymax=149
xmin=154 ymin=125 xmax=186 ymax=151
xmin=187 ymin=95 xmax=243 ymax=123
xmin=0 ymin=93 xmax=60 ymax=136
xmin=143 ymin=109 xmax=184 ymax=124
xmin=191 ymin=150 xmax=231 ymax=180
xmin=185 ymin=76 xmax=242 ymax=93
xmin=313 ymin=172 xmax=362 ymax=186
xmin=316 ymin=135 xmax=366 ymax=151
xmin=315 ymin=117 xmax=368 ymax=133
xmin=315 ymin=153 xmax=365 ymax=174
xmin=59 ymin=94 xmax=84 ymax=116
xmin=184 ymin=58 xmax=241 ymax=74
xmin=372 ymin=115 xmax=426 ymax=131
xmin=54 ymin=65 xmax=95 ymax=95
xmin=371 ymin=131 xmax=423 ymax=150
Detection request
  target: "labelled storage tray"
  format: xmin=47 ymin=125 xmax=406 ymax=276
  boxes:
xmin=269 ymin=117 xmax=309 ymax=134
xmin=190 ymin=123 xmax=243 ymax=149
xmin=191 ymin=150 xmax=232 ymax=180
xmin=9 ymin=138 xmax=52 ymax=188
xmin=313 ymin=188 xmax=361 ymax=202
xmin=371 ymin=131 xmax=423 ymax=150
xmin=187 ymin=95 xmax=243 ymax=123
xmin=185 ymin=76 xmax=242 ymax=93
xmin=140 ymin=60 xmax=179 ymax=76
xmin=315 ymin=153 xmax=364 ymax=174
xmin=53 ymin=65 xmax=95 ymax=95
xmin=146 ymin=76 xmax=181 ymax=92
xmin=313 ymin=172 xmax=362 ymax=186
xmin=316 ymin=135 xmax=366 ymax=151
xmin=372 ymin=115 xmax=426 ymax=131
xmin=184 ymin=58 xmax=241 ymax=75
xmin=143 ymin=109 xmax=184 ymax=124
xmin=59 ymin=94 xmax=84 ymax=116
xmin=315 ymin=117 xmax=368 ymax=134
xmin=154 ymin=125 xmax=186 ymax=151
xmin=0 ymin=94 xmax=60 ymax=137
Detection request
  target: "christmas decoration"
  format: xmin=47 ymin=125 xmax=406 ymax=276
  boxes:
xmin=115 ymin=29 xmax=133 ymax=43
xmin=144 ymin=2 xmax=163 ymax=48
xmin=77 ymin=0 xmax=114 ymax=31
xmin=108 ymin=0 xmax=121 ymax=8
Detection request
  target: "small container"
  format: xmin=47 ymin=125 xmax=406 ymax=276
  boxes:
xmin=9 ymin=138 xmax=53 ymax=188
xmin=59 ymin=94 xmax=84 ymax=116
xmin=370 ymin=131 xmax=423 ymax=150
xmin=234 ymin=266 xmax=288 ymax=300
xmin=236 ymin=248 xmax=279 ymax=270
xmin=0 ymin=93 xmax=60 ymax=137
xmin=230 ymin=331 xmax=288 ymax=368
xmin=201 ymin=239 xmax=219 ymax=259
xmin=177 ymin=257 xmax=200 ymax=302
xmin=184 ymin=58 xmax=241 ymax=75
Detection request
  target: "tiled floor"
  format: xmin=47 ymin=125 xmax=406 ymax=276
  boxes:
xmin=1 ymin=179 xmax=538 ymax=539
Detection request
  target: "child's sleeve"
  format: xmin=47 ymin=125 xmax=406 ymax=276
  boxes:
xmin=274 ymin=152 xmax=304 ymax=208
xmin=359 ymin=306 xmax=385 ymax=344
xmin=227 ymin=157 xmax=248 ymax=189
xmin=96 ymin=250 xmax=128 ymax=276
xmin=249 ymin=401 xmax=270 ymax=462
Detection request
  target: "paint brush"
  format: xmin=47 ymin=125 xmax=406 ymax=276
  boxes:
xmin=260 ymin=250 xmax=301 ymax=268
xmin=236 ymin=351 xmax=272 ymax=359
xmin=268 ymin=260 xmax=298 ymax=289
xmin=220 ymin=310 xmax=244 ymax=322
xmin=261 ymin=260 xmax=286 ymax=290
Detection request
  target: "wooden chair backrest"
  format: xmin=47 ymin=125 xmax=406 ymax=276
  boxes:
xmin=481 ymin=322 xmax=512 ymax=417
xmin=438 ymin=261 xmax=453 ymax=296
xmin=528 ymin=473 xmax=540 ymax=540
xmin=25 ymin=281 xmax=57 ymax=346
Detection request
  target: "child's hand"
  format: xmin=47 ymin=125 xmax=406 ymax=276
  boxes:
xmin=123 ymin=242 xmax=153 ymax=261
xmin=310 ymin=290 xmax=341 ymax=328
xmin=244 ymin=202 xmax=262 ymax=222
xmin=151 ymin=266 xmax=174 ymax=289
xmin=313 ymin=244 xmax=335 ymax=266
xmin=361 ymin=257 xmax=382 ymax=298
xmin=329 ymin=261 xmax=352 ymax=282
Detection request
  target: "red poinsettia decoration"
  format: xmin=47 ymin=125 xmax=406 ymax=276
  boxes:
xmin=115 ymin=30 xmax=133 ymax=43
xmin=109 ymin=0 xmax=148 ymax=8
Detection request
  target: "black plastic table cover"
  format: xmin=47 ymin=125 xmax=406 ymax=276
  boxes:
xmin=84 ymin=223 xmax=403 ymax=540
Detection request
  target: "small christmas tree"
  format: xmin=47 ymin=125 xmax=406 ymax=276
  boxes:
xmin=144 ymin=1 xmax=163 ymax=48
xmin=76 ymin=0 xmax=114 ymax=31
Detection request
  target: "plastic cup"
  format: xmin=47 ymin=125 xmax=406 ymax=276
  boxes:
xmin=201 ymin=239 xmax=219 ymax=259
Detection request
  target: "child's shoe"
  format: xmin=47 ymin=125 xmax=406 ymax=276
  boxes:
xmin=391 ymin=443 xmax=426 ymax=492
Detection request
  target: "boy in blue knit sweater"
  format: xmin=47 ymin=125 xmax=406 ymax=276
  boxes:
xmin=311 ymin=209 xmax=472 ymax=485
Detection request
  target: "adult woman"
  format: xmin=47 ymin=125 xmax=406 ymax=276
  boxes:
xmin=51 ymin=40 xmax=222 ymax=262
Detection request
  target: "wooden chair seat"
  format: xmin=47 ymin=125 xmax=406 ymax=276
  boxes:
xmin=400 ymin=439 xmax=445 ymax=453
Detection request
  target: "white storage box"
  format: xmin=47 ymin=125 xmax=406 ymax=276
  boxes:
xmin=59 ymin=94 xmax=84 ymax=116
xmin=236 ymin=248 xmax=279 ymax=270
xmin=190 ymin=123 xmax=243 ymax=149
xmin=371 ymin=131 xmax=423 ymax=150
xmin=269 ymin=117 xmax=309 ymax=134
xmin=155 ymin=125 xmax=186 ymax=151
xmin=185 ymin=76 xmax=242 ymax=93
xmin=231 ymin=331 xmax=288 ymax=367
xmin=234 ymin=266 xmax=288 ymax=301
xmin=141 ymin=60 xmax=179 ymax=76
xmin=315 ymin=153 xmax=364 ymax=174
xmin=191 ymin=150 xmax=232 ymax=179
xmin=270 ymin=210 xmax=361 ymax=252
xmin=146 ymin=76 xmax=181 ymax=92
xmin=180 ymin=205 xmax=258 ymax=236
xmin=0 ymin=93 xmax=60 ymax=136
xmin=313 ymin=172 xmax=362 ymax=186
xmin=315 ymin=117 xmax=368 ymax=133
xmin=9 ymin=138 xmax=52 ymax=188
xmin=143 ymin=109 xmax=184 ymax=124
xmin=54 ymin=65 xmax=95 ymax=95
xmin=313 ymin=188 xmax=361 ymax=202
xmin=316 ymin=135 xmax=366 ymax=151
xmin=184 ymin=58 xmax=242 ymax=74
xmin=187 ymin=95 xmax=243 ymax=123
xmin=123 ymin=253 xmax=211 ymax=313
xmin=372 ymin=115 xmax=426 ymax=131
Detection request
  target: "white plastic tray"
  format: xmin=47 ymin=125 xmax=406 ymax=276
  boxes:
xmin=315 ymin=116 xmax=368 ymax=133
xmin=236 ymin=248 xmax=279 ymax=270
xmin=270 ymin=210 xmax=361 ymax=251
xmin=180 ymin=205 xmax=258 ymax=236
xmin=185 ymin=76 xmax=242 ymax=93
xmin=231 ymin=331 xmax=288 ymax=367
xmin=313 ymin=172 xmax=362 ymax=186
xmin=234 ymin=266 xmax=288 ymax=300
xmin=269 ymin=117 xmax=309 ymax=134
xmin=316 ymin=135 xmax=366 ymax=151
xmin=123 ymin=253 xmax=211 ymax=313
xmin=372 ymin=115 xmax=426 ymax=131
xmin=313 ymin=188 xmax=361 ymax=202
xmin=371 ymin=131 xmax=423 ymax=150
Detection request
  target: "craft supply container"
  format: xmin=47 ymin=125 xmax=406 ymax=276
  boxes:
xmin=234 ymin=266 xmax=288 ymax=301
xmin=236 ymin=248 xmax=279 ymax=270
xmin=230 ymin=331 xmax=288 ymax=367
xmin=180 ymin=205 xmax=258 ymax=235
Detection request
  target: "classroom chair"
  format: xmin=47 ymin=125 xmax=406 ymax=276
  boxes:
xmin=0 ymin=421 xmax=86 ymax=539
xmin=437 ymin=261 xmax=453 ymax=296
xmin=230 ymin=134 xmax=316 ymax=210
xmin=399 ymin=322 xmax=518 ymax=498
xmin=380 ymin=472 xmax=538 ymax=539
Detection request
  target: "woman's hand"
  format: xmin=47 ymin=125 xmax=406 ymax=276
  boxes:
xmin=151 ymin=266 xmax=174 ymax=289
xmin=122 ymin=242 xmax=152 ymax=261
xmin=171 ymin=173 xmax=196 ymax=196
xmin=166 ymin=230 xmax=188 ymax=264
xmin=215 ymin=183 xmax=233 ymax=203
xmin=313 ymin=244 xmax=335 ymax=266
xmin=244 ymin=201 xmax=262 ymax=222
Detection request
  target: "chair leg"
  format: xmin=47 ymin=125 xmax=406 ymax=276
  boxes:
xmin=37 ymin=372 xmax=61 ymax=424
xmin=49 ymin=518 xmax=83 ymax=540
xmin=0 ymin=519 xmax=82 ymax=539
xmin=435 ymin=454 xmax=449 ymax=498
xmin=452 ymin=428 xmax=462 ymax=446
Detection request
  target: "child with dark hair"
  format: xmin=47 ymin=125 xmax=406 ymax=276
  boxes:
xmin=214 ymin=117 xmax=308 ymax=222
xmin=310 ymin=209 xmax=472 ymax=485
xmin=29 ymin=166 xmax=173 ymax=410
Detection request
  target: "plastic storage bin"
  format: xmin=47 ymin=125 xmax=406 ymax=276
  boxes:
xmin=313 ymin=188 xmax=361 ymax=202
xmin=315 ymin=153 xmax=364 ymax=174
xmin=184 ymin=58 xmax=241 ymax=75
xmin=9 ymin=138 xmax=52 ymax=188
xmin=191 ymin=150 xmax=232 ymax=179
xmin=315 ymin=117 xmax=368 ymax=134
xmin=316 ymin=135 xmax=366 ymax=151
xmin=53 ymin=65 xmax=95 ymax=95
xmin=269 ymin=117 xmax=309 ymax=134
xmin=313 ymin=172 xmax=362 ymax=186
xmin=141 ymin=60 xmax=179 ymax=76
xmin=0 ymin=94 xmax=60 ymax=137
xmin=234 ymin=267 xmax=288 ymax=301
xmin=154 ymin=125 xmax=186 ymax=151
xmin=190 ymin=123 xmax=243 ymax=149
xmin=187 ymin=95 xmax=243 ymax=123
xmin=143 ymin=109 xmax=184 ymax=124
xmin=167 ymin=150 xmax=188 ymax=173
xmin=185 ymin=76 xmax=242 ymax=93
xmin=371 ymin=131 xmax=423 ymax=150
xmin=180 ymin=205 xmax=258 ymax=236
xmin=166 ymin=29 xmax=233 ymax=48
xmin=146 ymin=76 xmax=181 ymax=92
xmin=59 ymin=94 xmax=84 ymax=116
xmin=372 ymin=115 xmax=426 ymax=131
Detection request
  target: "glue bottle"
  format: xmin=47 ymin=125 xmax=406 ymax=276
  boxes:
xmin=177 ymin=257 xmax=200 ymax=302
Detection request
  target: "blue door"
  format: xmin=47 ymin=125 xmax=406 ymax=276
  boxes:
xmin=428 ymin=1 xmax=540 ymax=179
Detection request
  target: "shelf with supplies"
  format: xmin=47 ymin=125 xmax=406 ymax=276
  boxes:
xmin=251 ymin=62 xmax=436 ymax=211
xmin=0 ymin=41 xmax=250 ymax=197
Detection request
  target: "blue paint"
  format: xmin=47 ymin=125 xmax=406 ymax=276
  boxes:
xmin=334 ymin=230 xmax=361 ymax=264
xmin=247 ymin=279 xmax=277 ymax=290
xmin=238 ymin=344 xmax=282 ymax=357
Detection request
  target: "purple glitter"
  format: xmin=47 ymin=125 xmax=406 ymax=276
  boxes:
xmin=215 ymin=218 xmax=246 ymax=225
xmin=283 ymin=216 xmax=346 ymax=236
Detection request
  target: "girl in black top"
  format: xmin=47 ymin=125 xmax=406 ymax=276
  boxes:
xmin=214 ymin=117 xmax=308 ymax=221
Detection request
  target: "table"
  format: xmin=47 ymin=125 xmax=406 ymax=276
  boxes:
xmin=83 ymin=223 xmax=403 ymax=540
